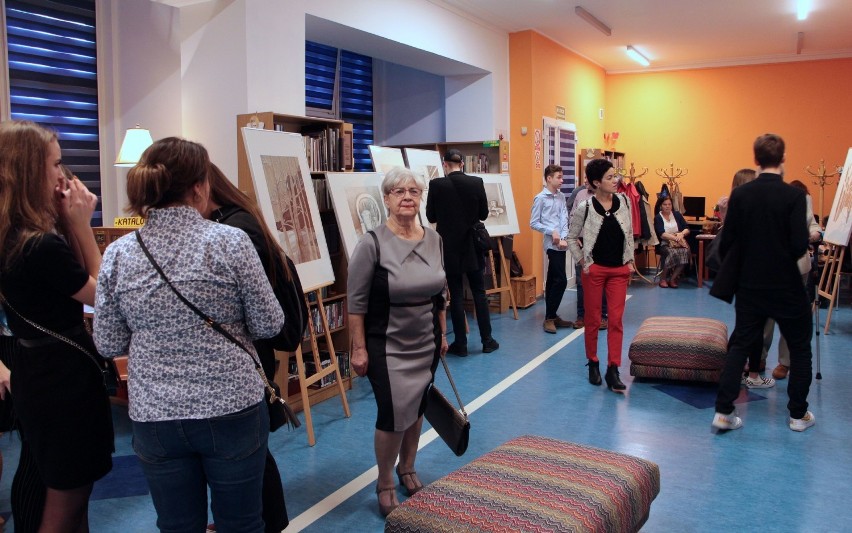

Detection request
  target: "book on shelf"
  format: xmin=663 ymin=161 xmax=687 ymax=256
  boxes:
xmin=288 ymin=350 xmax=351 ymax=391
xmin=302 ymin=298 xmax=346 ymax=338
xmin=301 ymin=123 xmax=340 ymax=171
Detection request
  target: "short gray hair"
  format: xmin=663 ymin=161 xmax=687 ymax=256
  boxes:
xmin=381 ymin=166 xmax=426 ymax=195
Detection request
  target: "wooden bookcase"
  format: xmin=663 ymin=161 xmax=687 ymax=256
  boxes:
xmin=578 ymin=148 xmax=626 ymax=179
xmin=399 ymin=140 xmax=510 ymax=174
xmin=236 ymin=112 xmax=355 ymax=413
xmin=236 ymin=112 xmax=353 ymax=202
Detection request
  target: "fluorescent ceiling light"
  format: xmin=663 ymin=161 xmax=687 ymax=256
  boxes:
xmin=626 ymin=45 xmax=650 ymax=67
xmin=797 ymin=0 xmax=809 ymax=20
xmin=575 ymin=6 xmax=611 ymax=36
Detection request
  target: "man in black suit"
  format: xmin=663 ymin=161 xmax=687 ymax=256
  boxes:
xmin=712 ymin=133 xmax=814 ymax=432
xmin=426 ymin=149 xmax=499 ymax=355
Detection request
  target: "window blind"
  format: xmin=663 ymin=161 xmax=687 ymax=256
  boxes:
xmin=5 ymin=0 xmax=101 ymax=225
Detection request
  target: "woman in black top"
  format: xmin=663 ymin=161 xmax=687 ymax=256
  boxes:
xmin=204 ymin=163 xmax=308 ymax=533
xmin=0 ymin=120 xmax=113 ymax=530
xmin=567 ymin=159 xmax=635 ymax=392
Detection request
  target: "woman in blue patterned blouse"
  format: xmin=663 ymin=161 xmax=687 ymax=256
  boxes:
xmin=94 ymin=138 xmax=284 ymax=532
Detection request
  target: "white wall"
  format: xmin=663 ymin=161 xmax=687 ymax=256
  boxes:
xmin=100 ymin=0 xmax=509 ymax=217
xmin=373 ymin=59 xmax=445 ymax=146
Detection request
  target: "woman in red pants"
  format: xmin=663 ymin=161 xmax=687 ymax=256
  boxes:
xmin=567 ymin=158 xmax=635 ymax=392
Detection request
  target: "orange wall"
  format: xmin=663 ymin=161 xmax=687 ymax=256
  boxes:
xmin=510 ymin=31 xmax=607 ymax=294
xmin=510 ymin=29 xmax=852 ymax=295
xmin=606 ymin=59 xmax=852 ymax=222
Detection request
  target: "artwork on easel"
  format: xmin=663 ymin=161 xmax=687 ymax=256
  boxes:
xmin=469 ymin=173 xmax=520 ymax=236
xmin=368 ymin=145 xmax=405 ymax=173
xmin=241 ymin=128 xmax=334 ymax=291
xmin=403 ymin=147 xmax=444 ymax=227
xmin=823 ymin=148 xmax=852 ymax=246
xmin=325 ymin=172 xmax=387 ymax=260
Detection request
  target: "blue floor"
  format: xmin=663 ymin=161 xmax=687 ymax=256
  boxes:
xmin=1 ymin=277 xmax=850 ymax=532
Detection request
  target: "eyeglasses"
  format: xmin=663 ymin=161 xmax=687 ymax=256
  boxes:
xmin=389 ymin=188 xmax=423 ymax=198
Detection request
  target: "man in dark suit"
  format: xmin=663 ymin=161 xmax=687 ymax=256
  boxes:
xmin=712 ymin=133 xmax=814 ymax=432
xmin=426 ymin=149 xmax=499 ymax=356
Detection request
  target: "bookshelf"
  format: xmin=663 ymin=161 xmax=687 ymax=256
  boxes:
xmin=399 ymin=140 xmax=510 ymax=174
xmin=236 ymin=112 xmax=353 ymax=203
xmin=236 ymin=112 xmax=355 ymax=418
xmin=578 ymin=148 xmax=626 ymax=179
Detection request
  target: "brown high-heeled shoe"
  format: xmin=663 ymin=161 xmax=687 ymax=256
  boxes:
xmin=396 ymin=465 xmax=424 ymax=496
xmin=376 ymin=485 xmax=398 ymax=517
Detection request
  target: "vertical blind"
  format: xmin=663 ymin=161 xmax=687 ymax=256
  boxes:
xmin=305 ymin=41 xmax=374 ymax=172
xmin=5 ymin=0 xmax=101 ymax=225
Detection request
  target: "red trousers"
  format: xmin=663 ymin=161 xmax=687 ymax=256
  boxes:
xmin=581 ymin=263 xmax=630 ymax=366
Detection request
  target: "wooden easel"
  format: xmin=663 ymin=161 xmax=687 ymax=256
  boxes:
xmin=293 ymin=285 xmax=351 ymax=446
xmin=815 ymin=243 xmax=847 ymax=334
xmin=484 ymin=238 xmax=519 ymax=320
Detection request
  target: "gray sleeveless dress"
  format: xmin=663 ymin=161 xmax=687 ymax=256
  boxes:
xmin=347 ymin=224 xmax=446 ymax=431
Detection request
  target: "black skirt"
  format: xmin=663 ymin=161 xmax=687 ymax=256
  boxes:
xmin=12 ymin=332 xmax=114 ymax=489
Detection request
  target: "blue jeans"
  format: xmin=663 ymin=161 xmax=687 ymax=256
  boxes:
xmin=132 ymin=402 xmax=269 ymax=533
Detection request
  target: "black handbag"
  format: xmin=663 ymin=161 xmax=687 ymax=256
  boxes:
xmin=1 ymin=298 xmax=119 ymax=396
xmin=472 ymin=222 xmax=493 ymax=254
xmin=135 ymin=231 xmax=300 ymax=431
xmin=425 ymin=352 xmax=470 ymax=456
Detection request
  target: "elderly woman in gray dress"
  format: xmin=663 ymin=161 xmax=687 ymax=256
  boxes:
xmin=347 ymin=167 xmax=448 ymax=517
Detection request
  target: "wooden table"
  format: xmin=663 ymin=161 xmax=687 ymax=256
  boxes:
xmin=696 ymin=234 xmax=716 ymax=288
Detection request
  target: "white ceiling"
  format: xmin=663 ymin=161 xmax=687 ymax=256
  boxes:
xmin=435 ymin=0 xmax=852 ymax=73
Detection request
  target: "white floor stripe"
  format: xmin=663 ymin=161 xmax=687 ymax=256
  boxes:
xmin=286 ymin=327 xmax=587 ymax=531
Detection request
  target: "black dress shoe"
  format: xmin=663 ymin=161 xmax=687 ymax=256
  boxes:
xmin=587 ymin=361 xmax=602 ymax=386
xmin=482 ymin=338 xmax=499 ymax=353
xmin=447 ymin=342 xmax=468 ymax=357
xmin=605 ymin=365 xmax=626 ymax=392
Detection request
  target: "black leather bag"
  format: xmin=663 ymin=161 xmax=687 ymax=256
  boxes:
xmin=425 ymin=353 xmax=470 ymax=456
xmin=425 ymin=384 xmax=470 ymax=456
xmin=266 ymin=381 xmax=299 ymax=432
xmin=472 ymin=222 xmax=492 ymax=253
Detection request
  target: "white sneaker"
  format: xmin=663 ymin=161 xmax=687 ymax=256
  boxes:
xmin=745 ymin=375 xmax=775 ymax=389
xmin=789 ymin=411 xmax=816 ymax=432
xmin=712 ymin=411 xmax=743 ymax=431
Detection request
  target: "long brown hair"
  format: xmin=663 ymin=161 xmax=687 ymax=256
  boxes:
xmin=207 ymin=163 xmax=292 ymax=284
xmin=0 ymin=120 xmax=59 ymax=271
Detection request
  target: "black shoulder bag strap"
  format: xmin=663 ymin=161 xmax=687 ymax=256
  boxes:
xmin=134 ymin=231 xmax=298 ymax=426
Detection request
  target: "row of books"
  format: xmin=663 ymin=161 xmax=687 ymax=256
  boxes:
xmin=302 ymin=299 xmax=346 ymax=338
xmin=464 ymin=153 xmax=490 ymax=173
xmin=312 ymin=178 xmax=332 ymax=211
xmin=287 ymin=350 xmax=351 ymax=392
xmin=302 ymin=125 xmax=341 ymax=171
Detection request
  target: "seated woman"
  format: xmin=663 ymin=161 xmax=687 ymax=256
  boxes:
xmin=654 ymin=196 xmax=690 ymax=288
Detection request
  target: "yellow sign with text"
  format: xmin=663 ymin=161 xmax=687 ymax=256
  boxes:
xmin=113 ymin=216 xmax=145 ymax=228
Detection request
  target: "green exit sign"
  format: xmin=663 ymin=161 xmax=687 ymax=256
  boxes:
xmin=482 ymin=140 xmax=500 ymax=147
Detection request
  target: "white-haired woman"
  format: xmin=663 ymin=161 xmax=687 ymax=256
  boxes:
xmin=347 ymin=167 xmax=448 ymax=516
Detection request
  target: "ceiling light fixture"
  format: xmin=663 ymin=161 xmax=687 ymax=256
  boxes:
xmin=797 ymin=0 xmax=809 ymax=21
xmin=575 ymin=6 xmax=611 ymax=36
xmin=626 ymin=45 xmax=650 ymax=67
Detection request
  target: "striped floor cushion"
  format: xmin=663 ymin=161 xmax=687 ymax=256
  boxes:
xmin=628 ymin=316 xmax=728 ymax=382
xmin=385 ymin=435 xmax=660 ymax=533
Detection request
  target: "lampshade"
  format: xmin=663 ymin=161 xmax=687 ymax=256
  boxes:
xmin=115 ymin=125 xmax=154 ymax=167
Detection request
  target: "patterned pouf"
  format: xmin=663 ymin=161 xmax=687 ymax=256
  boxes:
xmin=628 ymin=316 xmax=728 ymax=382
xmin=385 ymin=435 xmax=660 ymax=533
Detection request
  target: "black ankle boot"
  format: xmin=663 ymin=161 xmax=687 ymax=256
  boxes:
xmin=587 ymin=361 xmax=602 ymax=386
xmin=605 ymin=365 xmax=626 ymax=392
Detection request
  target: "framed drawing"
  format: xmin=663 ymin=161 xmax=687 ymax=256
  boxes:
xmin=368 ymin=145 xmax=405 ymax=173
xmin=403 ymin=147 xmax=444 ymax=181
xmin=470 ymin=173 xmax=520 ymax=236
xmin=824 ymin=148 xmax=852 ymax=246
xmin=241 ymin=128 xmax=334 ymax=291
xmin=325 ymin=172 xmax=387 ymax=260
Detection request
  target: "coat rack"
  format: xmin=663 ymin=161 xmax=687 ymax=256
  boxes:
xmin=656 ymin=162 xmax=688 ymax=189
xmin=805 ymin=159 xmax=842 ymax=225
xmin=618 ymin=162 xmax=648 ymax=184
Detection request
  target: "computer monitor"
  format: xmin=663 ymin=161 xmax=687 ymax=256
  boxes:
xmin=682 ymin=196 xmax=706 ymax=219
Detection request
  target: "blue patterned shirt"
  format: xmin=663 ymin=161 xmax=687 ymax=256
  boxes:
xmin=94 ymin=206 xmax=284 ymax=422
